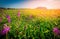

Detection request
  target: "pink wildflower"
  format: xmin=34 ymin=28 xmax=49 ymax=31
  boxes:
xmin=53 ymin=27 xmax=60 ymax=36
xmin=29 ymin=15 xmax=33 ymax=18
xmin=17 ymin=11 xmax=20 ymax=17
xmin=6 ymin=15 xmax=11 ymax=23
xmin=1 ymin=24 xmax=10 ymax=35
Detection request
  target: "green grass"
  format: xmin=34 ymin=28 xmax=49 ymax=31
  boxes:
xmin=0 ymin=9 xmax=60 ymax=39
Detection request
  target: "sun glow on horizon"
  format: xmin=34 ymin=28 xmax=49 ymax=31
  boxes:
xmin=7 ymin=0 xmax=60 ymax=9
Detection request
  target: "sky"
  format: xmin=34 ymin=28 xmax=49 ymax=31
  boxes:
xmin=0 ymin=0 xmax=60 ymax=9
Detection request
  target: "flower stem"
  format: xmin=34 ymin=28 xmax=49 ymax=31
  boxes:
xmin=6 ymin=32 xmax=8 ymax=39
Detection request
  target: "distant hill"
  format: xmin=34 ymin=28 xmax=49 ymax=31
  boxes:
xmin=0 ymin=7 xmax=60 ymax=10
xmin=36 ymin=7 xmax=47 ymax=9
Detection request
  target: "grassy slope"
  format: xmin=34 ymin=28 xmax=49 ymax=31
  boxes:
xmin=0 ymin=8 xmax=60 ymax=39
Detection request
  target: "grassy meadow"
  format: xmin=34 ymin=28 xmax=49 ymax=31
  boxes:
xmin=0 ymin=8 xmax=60 ymax=39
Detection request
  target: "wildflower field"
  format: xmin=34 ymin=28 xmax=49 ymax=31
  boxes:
xmin=0 ymin=9 xmax=60 ymax=39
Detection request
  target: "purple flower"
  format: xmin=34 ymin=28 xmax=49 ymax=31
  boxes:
xmin=8 ymin=19 xmax=11 ymax=23
xmin=6 ymin=15 xmax=10 ymax=19
xmin=6 ymin=15 xmax=11 ymax=23
xmin=53 ymin=27 xmax=60 ymax=35
xmin=1 ymin=24 xmax=10 ymax=35
xmin=17 ymin=11 xmax=20 ymax=17
xmin=29 ymin=15 xmax=33 ymax=18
